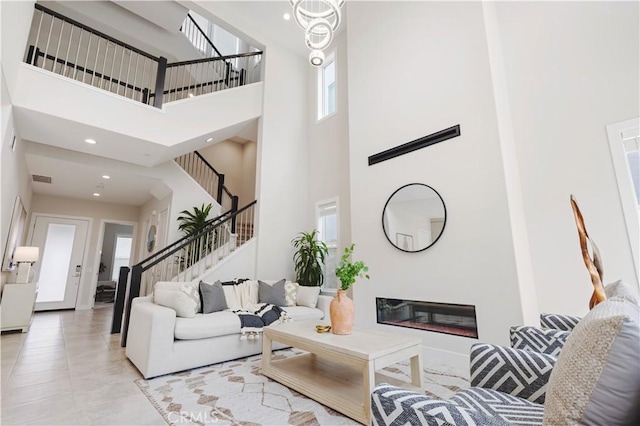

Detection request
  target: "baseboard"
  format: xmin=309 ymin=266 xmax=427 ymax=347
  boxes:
xmin=421 ymin=345 xmax=469 ymax=378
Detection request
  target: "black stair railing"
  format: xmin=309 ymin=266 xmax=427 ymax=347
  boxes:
xmin=115 ymin=201 xmax=257 ymax=345
xmin=23 ymin=4 xmax=263 ymax=108
xmin=181 ymin=13 xmax=224 ymax=58
xmin=174 ymin=151 xmax=238 ymax=211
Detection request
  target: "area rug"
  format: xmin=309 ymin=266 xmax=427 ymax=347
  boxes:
xmin=135 ymin=349 xmax=469 ymax=425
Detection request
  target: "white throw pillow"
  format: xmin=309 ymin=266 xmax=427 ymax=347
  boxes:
xmin=153 ymin=281 xmax=200 ymax=318
xmin=223 ymin=285 xmax=241 ymax=311
xmin=296 ymin=286 xmax=320 ymax=308
xmin=285 ymin=281 xmax=299 ymax=307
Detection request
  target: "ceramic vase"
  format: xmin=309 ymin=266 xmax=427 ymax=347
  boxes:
xmin=330 ymin=289 xmax=354 ymax=335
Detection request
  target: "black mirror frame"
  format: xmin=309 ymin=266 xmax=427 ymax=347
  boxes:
xmin=381 ymin=183 xmax=447 ymax=253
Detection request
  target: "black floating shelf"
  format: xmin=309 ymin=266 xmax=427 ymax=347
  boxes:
xmin=368 ymin=124 xmax=461 ymax=166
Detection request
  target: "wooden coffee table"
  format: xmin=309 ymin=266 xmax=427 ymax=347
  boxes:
xmin=262 ymin=320 xmax=423 ymax=424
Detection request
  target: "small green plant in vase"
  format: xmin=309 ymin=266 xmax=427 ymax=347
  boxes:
xmin=331 ymin=244 xmax=370 ymax=335
xmin=335 ymin=244 xmax=370 ymax=290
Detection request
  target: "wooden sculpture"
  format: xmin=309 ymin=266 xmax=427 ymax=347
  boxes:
xmin=570 ymin=195 xmax=606 ymax=309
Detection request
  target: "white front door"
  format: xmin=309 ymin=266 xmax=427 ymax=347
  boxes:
xmin=29 ymin=216 xmax=89 ymax=311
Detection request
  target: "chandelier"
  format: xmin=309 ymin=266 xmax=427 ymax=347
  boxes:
xmin=290 ymin=0 xmax=345 ymax=66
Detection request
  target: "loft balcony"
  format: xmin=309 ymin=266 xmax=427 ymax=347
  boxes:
xmin=10 ymin=3 xmax=264 ymax=167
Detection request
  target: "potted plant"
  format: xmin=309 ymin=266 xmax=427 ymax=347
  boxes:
xmin=291 ymin=230 xmax=328 ymax=287
xmin=331 ymin=244 xmax=370 ymax=335
xmin=177 ymin=203 xmax=213 ymax=268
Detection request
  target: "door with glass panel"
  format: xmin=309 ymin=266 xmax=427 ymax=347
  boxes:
xmin=28 ymin=216 xmax=89 ymax=311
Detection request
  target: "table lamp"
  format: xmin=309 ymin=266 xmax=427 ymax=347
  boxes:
xmin=13 ymin=246 xmax=39 ymax=284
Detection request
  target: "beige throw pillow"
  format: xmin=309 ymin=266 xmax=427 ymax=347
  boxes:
xmin=296 ymin=286 xmax=320 ymax=308
xmin=153 ymin=281 xmax=201 ymax=318
xmin=543 ymin=297 xmax=640 ymax=425
xmin=284 ymin=281 xmax=298 ymax=306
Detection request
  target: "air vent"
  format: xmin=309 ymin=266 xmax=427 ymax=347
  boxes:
xmin=32 ymin=174 xmax=52 ymax=184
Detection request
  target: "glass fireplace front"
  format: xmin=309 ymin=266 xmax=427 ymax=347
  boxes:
xmin=376 ymin=297 xmax=478 ymax=338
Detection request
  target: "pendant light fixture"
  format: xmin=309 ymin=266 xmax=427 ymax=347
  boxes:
xmin=290 ymin=0 xmax=345 ymax=66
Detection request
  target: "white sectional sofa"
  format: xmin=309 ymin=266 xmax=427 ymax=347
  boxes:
xmin=125 ymin=280 xmax=330 ymax=379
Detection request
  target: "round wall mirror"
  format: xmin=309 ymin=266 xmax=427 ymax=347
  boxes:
xmin=147 ymin=225 xmax=157 ymax=253
xmin=382 ymin=183 xmax=447 ymax=253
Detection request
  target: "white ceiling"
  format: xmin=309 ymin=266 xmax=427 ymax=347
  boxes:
xmin=18 ymin=0 xmax=329 ymax=206
xmin=25 ymin=145 xmax=161 ymax=206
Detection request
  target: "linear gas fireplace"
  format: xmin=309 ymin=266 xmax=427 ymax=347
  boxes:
xmin=376 ymin=298 xmax=478 ymax=338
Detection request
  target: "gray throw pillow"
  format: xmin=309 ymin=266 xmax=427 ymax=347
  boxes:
xmin=199 ymin=280 xmax=228 ymax=314
xmin=258 ymin=279 xmax=287 ymax=306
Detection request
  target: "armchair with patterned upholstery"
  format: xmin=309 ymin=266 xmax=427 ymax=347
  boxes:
xmin=372 ymin=293 xmax=639 ymax=426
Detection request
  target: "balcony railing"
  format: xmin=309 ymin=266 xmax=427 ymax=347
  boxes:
xmin=24 ymin=4 xmax=263 ymax=108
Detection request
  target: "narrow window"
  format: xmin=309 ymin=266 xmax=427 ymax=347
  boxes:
xmin=622 ymin=130 xmax=640 ymax=206
xmin=111 ymin=235 xmax=133 ymax=281
xmin=316 ymin=200 xmax=339 ymax=291
xmin=317 ymin=52 xmax=336 ymax=120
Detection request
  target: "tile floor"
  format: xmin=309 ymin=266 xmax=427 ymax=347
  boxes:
xmin=1 ymin=307 xmax=166 ymax=425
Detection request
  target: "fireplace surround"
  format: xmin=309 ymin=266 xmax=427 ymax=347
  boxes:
xmin=376 ymin=297 xmax=478 ymax=338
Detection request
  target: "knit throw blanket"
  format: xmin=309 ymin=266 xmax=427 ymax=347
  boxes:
xmin=233 ymin=303 xmax=290 ymax=340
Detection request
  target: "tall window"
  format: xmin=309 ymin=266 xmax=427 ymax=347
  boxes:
xmin=607 ymin=118 xmax=640 ymax=284
xmin=111 ymin=235 xmax=132 ymax=281
xmin=316 ymin=200 xmax=339 ymax=291
xmin=317 ymin=52 xmax=336 ymax=120
xmin=622 ymin=131 xmax=640 ymax=206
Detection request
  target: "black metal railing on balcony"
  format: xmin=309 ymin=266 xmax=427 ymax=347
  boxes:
xmin=24 ymin=4 xmax=263 ymax=108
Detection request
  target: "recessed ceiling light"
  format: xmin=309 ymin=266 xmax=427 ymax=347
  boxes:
xmin=102 ymin=175 xmax=110 ymax=179
xmin=85 ymin=138 xmax=97 ymax=144
xmin=93 ymin=193 xmax=101 ymax=197
xmin=283 ymin=12 xmax=291 ymax=20
xmin=206 ymin=137 xmax=213 ymax=142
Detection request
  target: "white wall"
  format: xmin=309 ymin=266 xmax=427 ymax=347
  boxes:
xmin=307 ymin=32 xmax=352 ymax=257
xmin=28 ymin=194 xmax=139 ymax=309
xmin=135 ymin=193 xmax=172 ymax=264
xmin=24 ymin=142 xmax=215 ymax=248
xmin=192 ymin=2 xmax=310 ymax=281
xmin=40 ymin=0 xmax=193 ymax=62
xmin=241 ymin=140 xmax=257 ymax=205
xmin=0 ymin=0 xmax=35 ymax=94
xmin=496 ymin=1 xmax=640 ymax=316
xmin=346 ymin=1 xmax=530 ymax=365
xmin=1 ymin=71 xmax=33 ymax=288
xmin=198 ymin=139 xmax=257 ymax=207
xmin=200 ymin=239 xmax=257 ymax=283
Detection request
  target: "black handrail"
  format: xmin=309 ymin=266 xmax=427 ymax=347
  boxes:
xmin=118 ymin=201 xmax=257 ymax=345
xmin=141 ymin=200 xmax=255 ymax=272
xmin=34 ymin=3 xmax=159 ymax=61
xmin=31 ymin=47 xmax=148 ymax=95
xmin=26 ymin=5 xmax=262 ymax=108
xmin=136 ymin=208 xmax=234 ymax=269
xmin=195 ymin=150 xmax=222 ymax=176
xmin=185 ymin=13 xmax=223 ymax=58
xmin=166 ymin=51 xmax=262 ymax=68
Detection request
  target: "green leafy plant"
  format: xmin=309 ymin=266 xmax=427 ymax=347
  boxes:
xmin=335 ymin=244 xmax=370 ymax=291
xmin=177 ymin=203 xmax=214 ymax=270
xmin=177 ymin=203 xmax=213 ymax=235
xmin=292 ymin=230 xmax=328 ymax=287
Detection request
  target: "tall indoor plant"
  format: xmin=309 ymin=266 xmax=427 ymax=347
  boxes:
xmin=331 ymin=244 xmax=370 ymax=334
xmin=177 ymin=203 xmax=213 ymax=268
xmin=291 ymin=230 xmax=328 ymax=287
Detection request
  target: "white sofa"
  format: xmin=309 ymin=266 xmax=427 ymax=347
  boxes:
xmin=125 ymin=281 xmax=331 ymax=379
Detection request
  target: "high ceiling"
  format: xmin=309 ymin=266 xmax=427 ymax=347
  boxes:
xmin=20 ymin=0 xmax=330 ymax=206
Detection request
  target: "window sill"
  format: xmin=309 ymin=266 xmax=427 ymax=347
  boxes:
xmin=316 ymin=110 xmax=338 ymax=125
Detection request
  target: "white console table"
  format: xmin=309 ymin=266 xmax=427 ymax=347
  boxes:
xmin=1 ymin=283 xmax=37 ymax=333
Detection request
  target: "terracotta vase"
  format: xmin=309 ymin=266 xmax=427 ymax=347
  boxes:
xmin=330 ymin=289 xmax=354 ymax=335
